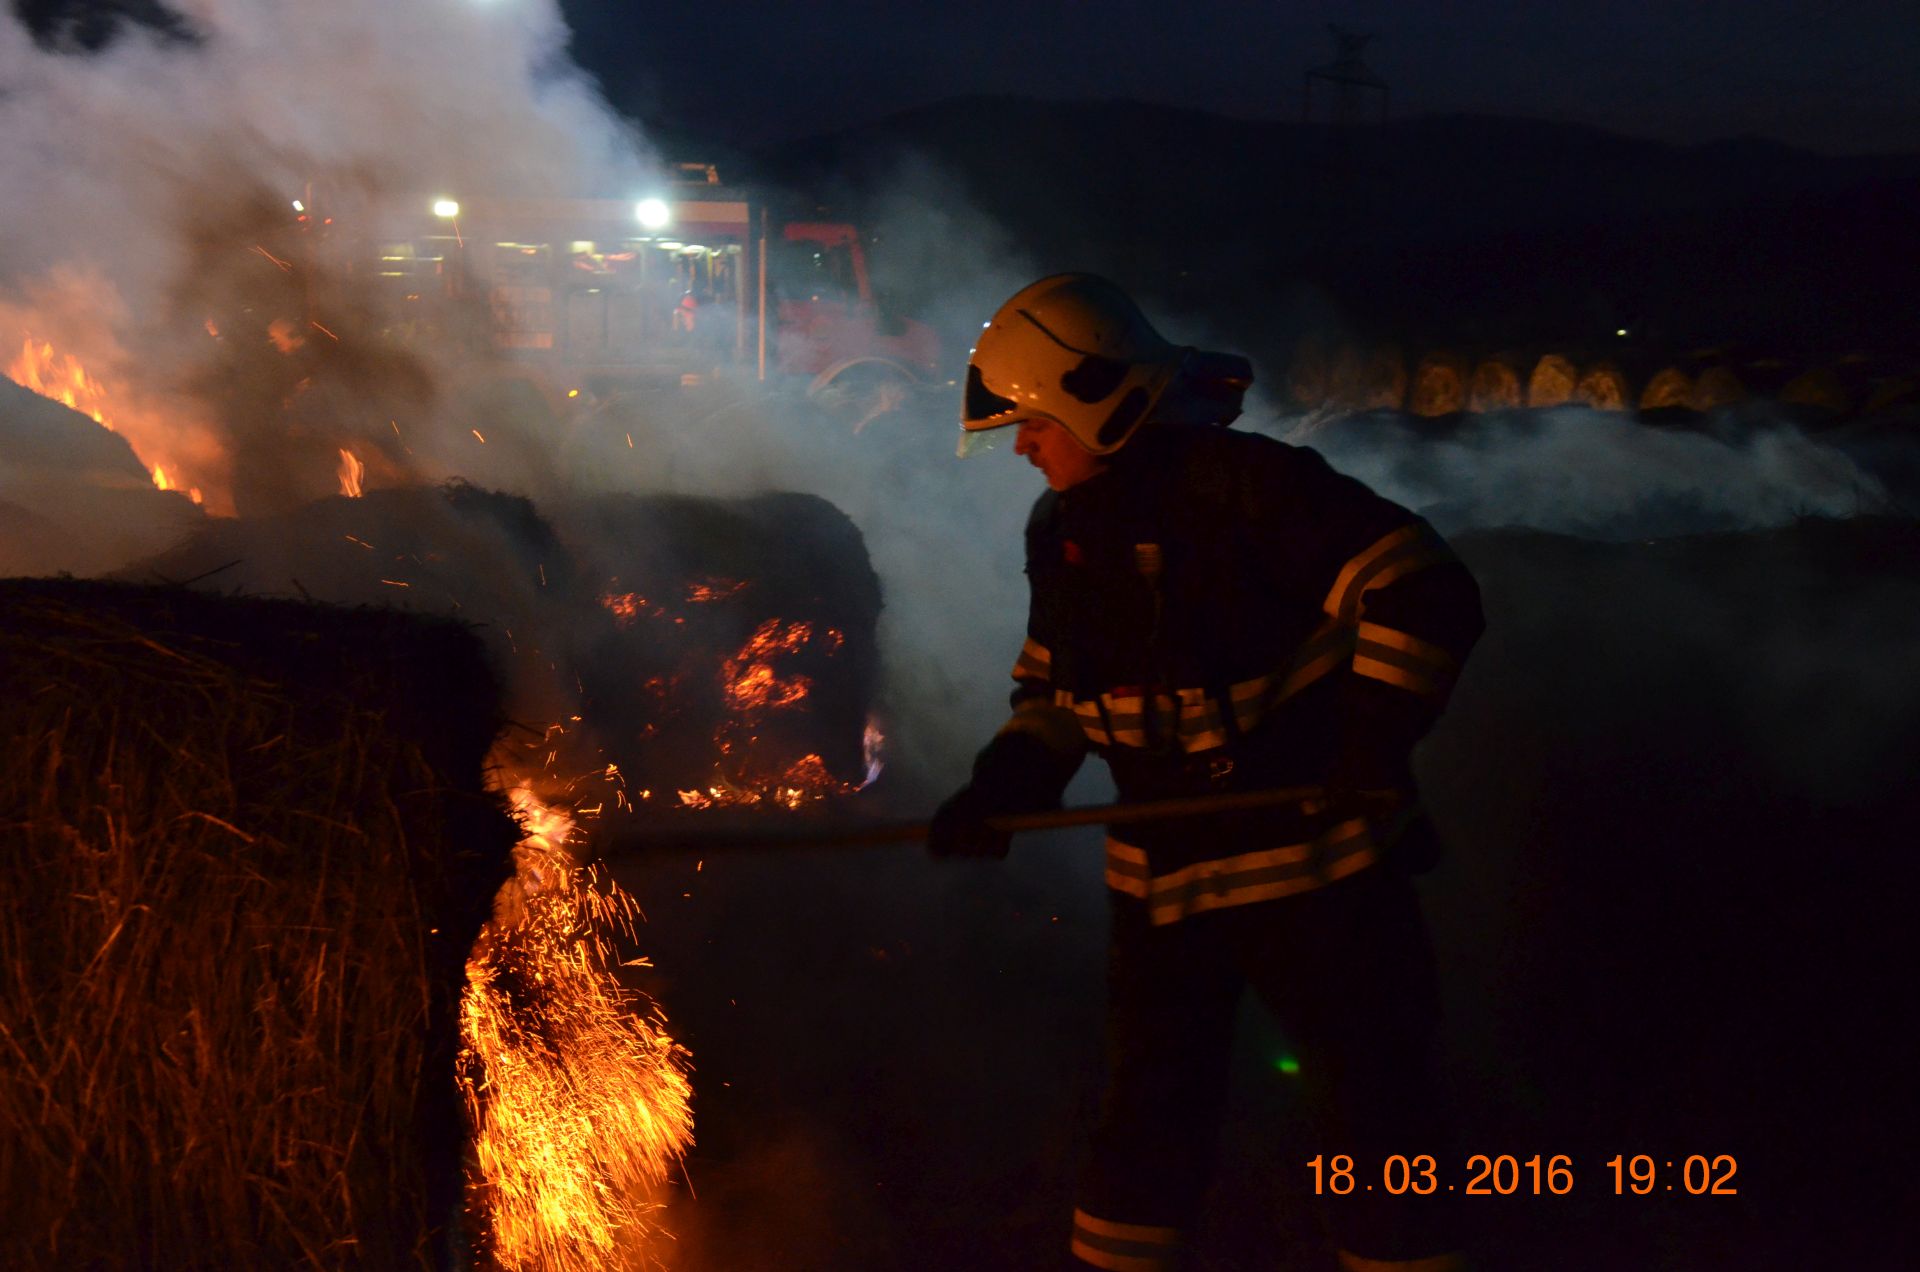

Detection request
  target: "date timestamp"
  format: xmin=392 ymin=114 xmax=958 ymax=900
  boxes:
xmin=1306 ymin=1154 xmax=1739 ymax=1196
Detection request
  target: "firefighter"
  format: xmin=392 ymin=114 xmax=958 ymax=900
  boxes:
xmin=931 ymin=274 xmax=1483 ymax=1272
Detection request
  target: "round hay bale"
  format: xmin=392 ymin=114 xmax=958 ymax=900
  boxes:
xmin=1410 ymin=351 xmax=1469 ymax=417
xmin=1468 ymin=358 xmax=1523 ymax=413
xmin=1780 ymin=368 xmax=1850 ymax=416
xmin=1689 ymin=366 xmax=1747 ymax=412
xmin=1359 ymin=346 xmax=1408 ymax=411
xmin=1527 ymin=354 xmax=1577 ymax=408
xmin=1327 ymin=344 xmax=1367 ymax=410
xmin=1863 ymin=376 xmax=1916 ymax=417
xmin=1639 ymin=367 xmax=1693 ymax=411
xmin=1286 ymin=337 xmax=1331 ymax=408
xmin=1574 ymin=362 xmax=1631 ymax=412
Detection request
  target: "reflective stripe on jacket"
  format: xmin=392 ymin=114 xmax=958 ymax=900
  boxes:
xmin=1000 ymin=424 xmax=1483 ymax=923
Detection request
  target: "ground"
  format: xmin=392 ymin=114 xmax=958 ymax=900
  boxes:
xmin=610 ymin=520 xmax=1918 ymax=1271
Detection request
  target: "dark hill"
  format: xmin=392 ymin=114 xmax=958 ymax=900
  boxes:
xmin=751 ymin=96 xmax=1920 ymax=355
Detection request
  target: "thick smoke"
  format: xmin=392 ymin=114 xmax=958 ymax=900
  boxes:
xmin=0 ymin=0 xmax=659 ymax=519
xmin=1271 ymin=404 xmax=1895 ymax=540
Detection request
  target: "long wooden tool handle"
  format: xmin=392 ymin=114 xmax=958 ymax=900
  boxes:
xmin=604 ymin=784 xmax=1327 ymax=855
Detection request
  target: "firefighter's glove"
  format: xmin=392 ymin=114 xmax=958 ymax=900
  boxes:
xmin=928 ymin=732 xmax=1072 ymax=860
xmin=929 ymin=784 xmax=1013 ymax=858
xmin=1327 ymin=676 xmax=1427 ymax=814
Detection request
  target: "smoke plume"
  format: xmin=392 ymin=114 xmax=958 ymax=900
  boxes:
xmin=0 ymin=0 xmax=660 ymax=518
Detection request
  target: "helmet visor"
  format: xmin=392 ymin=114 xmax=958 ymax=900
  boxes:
xmin=962 ymin=364 xmax=1020 ymax=427
xmin=955 ymin=427 xmax=1003 ymax=459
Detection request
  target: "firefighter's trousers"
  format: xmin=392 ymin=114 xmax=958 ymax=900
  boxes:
xmin=1070 ymin=865 xmax=1461 ymax=1271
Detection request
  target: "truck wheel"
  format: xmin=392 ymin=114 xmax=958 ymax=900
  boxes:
xmin=811 ymin=363 xmax=913 ymax=432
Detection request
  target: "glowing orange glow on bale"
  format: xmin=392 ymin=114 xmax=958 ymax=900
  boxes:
xmin=721 ymin=619 xmax=815 ymax=714
xmin=591 ymin=588 xmax=884 ymax=810
xmin=458 ymin=781 xmax=694 ymax=1269
xmin=7 ymin=337 xmax=205 ymax=505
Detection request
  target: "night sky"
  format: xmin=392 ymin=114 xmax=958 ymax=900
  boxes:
xmin=561 ymin=0 xmax=1920 ymax=155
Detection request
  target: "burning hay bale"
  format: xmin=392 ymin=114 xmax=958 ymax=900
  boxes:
xmin=0 ymin=578 xmax=515 ymax=1268
xmin=121 ymin=481 xmax=888 ymax=814
xmin=0 ymin=375 xmax=204 ymax=575
xmin=559 ymin=490 xmax=885 ymax=811
xmin=121 ymin=481 xmax=585 ymax=723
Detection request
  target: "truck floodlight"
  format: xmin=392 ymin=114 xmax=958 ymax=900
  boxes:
xmin=656 ymin=240 xmax=683 ymax=251
xmin=432 ymin=198 xmax=460 ymax=219
xmin=636 ymin=198 xmax=670 ymax=230
xmin=291 ymin=199 xmax=305 ymax=213
xmin=1616 ymin=327 xmax=1629 ymax=337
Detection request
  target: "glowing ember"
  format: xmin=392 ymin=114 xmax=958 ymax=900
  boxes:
xmin=6 ymin=337 xmax=204 ymax=504
xmin=459 ymin=783 xmax=693 ymax=1269
xmin=683 ymin=577 xmax=747 ymax=603
xmin=589 ymin=591 xmax=879 ymax=810
xmin=337 ymin=448 xmax=365 ymax=498
xmin=598 ymin=591 xmax=660 ymax=630
xmin=721 ymin=619 xmax=815 ymax=714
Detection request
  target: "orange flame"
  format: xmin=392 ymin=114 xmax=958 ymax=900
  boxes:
xmin=6 ymin=337 xmax=204 ymax=505
xmin=337 ymin=448 xmax=365 ymax=498
xmin=674 ymin=714 xmax=885 ymax=811
xmin=9 ymin=336 xmax=108 ymax=422
xmin=460 ymin=781 xmax=694 ymax=1269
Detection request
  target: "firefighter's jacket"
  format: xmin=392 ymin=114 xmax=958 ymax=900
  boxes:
xmin=1000 ymin=422 xmax=1484 ymax=925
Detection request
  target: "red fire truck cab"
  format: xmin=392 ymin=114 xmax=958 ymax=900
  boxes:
xmin=350 ymin=168 xmax=940 ymax=416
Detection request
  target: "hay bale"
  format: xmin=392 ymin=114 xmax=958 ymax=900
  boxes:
xmin=1779 ymin=368 xmax=1851 ymax=419
xmin=1325 ymin=344 xmax=1366 ymax=410
xmin=1468 ymin=357 xmax=1524 ymax=413
xmin=1689 ymin=365 xmax=1747 ymax=412
xmin=0 ymin=579 xmax=514 ymax=1268
xmin=1639 ymin=367 xmax=1693 ymax=411
xmin=0 ymin=378 xmax=206 ymax=575
xmin=1285 ymin=336 xmax=1331 ymax=409
xmin=119 ymin=481 xmax=580 ymax=723
xmin=1863 ymin=375 xmax=1916 ymax=417
xmin=1348 ymin=345 xmax=1407 ymax=411
xmin=1527 ymin=354 xmax=1578 ymax=408
xmin=1410 ymin=351 xmax=1469 ymax=417
xmin=1574 ymin=361 xmax=1631 ymax=412
xmin=558 ymin=491 xmax=884 ymax=809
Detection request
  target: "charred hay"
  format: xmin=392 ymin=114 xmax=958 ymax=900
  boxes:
xmin=558 ymin=490 xmax=884 ymax=806
xmin=0 ymin=579 xmax=515 ymax=1268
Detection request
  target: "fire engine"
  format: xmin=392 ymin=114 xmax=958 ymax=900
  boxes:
xmin=332 ymin=164 xmax=941 ymax=420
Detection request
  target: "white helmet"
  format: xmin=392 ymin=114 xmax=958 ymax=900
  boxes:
xmin=961 ymin=274 xmax=1186 ymax=456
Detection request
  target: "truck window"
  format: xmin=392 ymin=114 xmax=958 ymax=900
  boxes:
xmin=770 ymin=239 xmax=855 ymax=304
